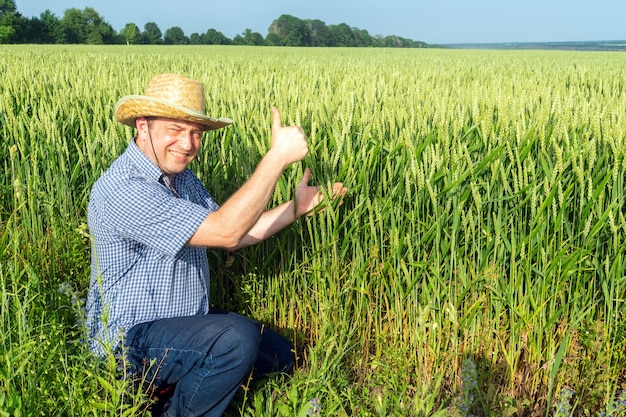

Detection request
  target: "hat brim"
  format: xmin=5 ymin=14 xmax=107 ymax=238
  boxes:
xmin=115 ymin=95 xmax=232 ymax=131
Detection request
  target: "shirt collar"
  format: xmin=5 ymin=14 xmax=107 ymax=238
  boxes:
xmin=127 ymin=138 xmax=165 ymax=182
xmin=126 ymin=138 xmax=186 ymax=198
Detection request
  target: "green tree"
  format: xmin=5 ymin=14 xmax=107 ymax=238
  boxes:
xmin=22 ymin=13 xmax=49 ymax=43
xmin=0 ymin=14 xmax=16 ymax=42
xmin=0 ymin=0 xmax=19 ymax=43
xmin=264 ymin=32 xmax=281 ymax=46
xmin=205 ymin=28 xmax=229 ymax=45
xmin=381 ymin=35 xmax=413 ymax=48
xmin=59 ymin=7 xmax=114 ymax=44
xmin=0 ymin=0 xmax=16 ymax=14
xmin=306 ymin=19 xmax=331 ymax=46
xmin=141 ymin=21 xmax=162 ymax=44
xmin=268 ymin=14 xmax=310 ymax=46
xmin=189 ymin=32 xmax=202 ymax=44
xmin=353 ymin=28 xmax=373 ymax=47
xmin=60 ymin=8 xmax=85 ymax=43
xmin=84 ymin=7 xmax=115 ymax=44
xmin=235 ymin=28 xmax=263 ymax=46
xmin=120 ymin=22 xmax=140 ymax=44
xmin=36 ymin=10 xmax=63 ymax=43
xmin=164 ymin=26 xmax=188 ymax=44
xmin=328 ymin=23 xmax=356 ymax=47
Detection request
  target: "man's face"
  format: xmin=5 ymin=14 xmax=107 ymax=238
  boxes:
xmin=136 ymin=117 xmax=204 ymax=177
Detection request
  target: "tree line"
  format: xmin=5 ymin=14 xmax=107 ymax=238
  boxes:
xmin=0 ymin=1 xmax=429 ymax=48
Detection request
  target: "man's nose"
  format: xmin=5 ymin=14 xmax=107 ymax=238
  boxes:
xmin=178 ymin=132 xmax=193 ymax=149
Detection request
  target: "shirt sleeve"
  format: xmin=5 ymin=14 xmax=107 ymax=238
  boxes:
xmin=103 ymin=173 xmax=210 ymax=258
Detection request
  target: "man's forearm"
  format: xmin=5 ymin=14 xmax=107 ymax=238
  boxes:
xmin=188 ymin=150 xmax=288 ymax=248
xmin=233 ymin=200 xmax=296 ymax=249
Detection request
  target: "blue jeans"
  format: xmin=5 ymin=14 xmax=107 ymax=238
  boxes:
xmin=124 ymin=310 xmax=294 ymax=417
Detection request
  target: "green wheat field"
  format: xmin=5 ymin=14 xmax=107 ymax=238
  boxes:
xmin=1 ymin=45 xmax=625 ymax=416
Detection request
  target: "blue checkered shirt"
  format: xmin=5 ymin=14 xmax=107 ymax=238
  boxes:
xmin=85 ymin=139 xmax=219 ymax=356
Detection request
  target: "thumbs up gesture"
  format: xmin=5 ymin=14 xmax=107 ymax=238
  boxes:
xmin=269 ymin=106 xmax=309 ymax=167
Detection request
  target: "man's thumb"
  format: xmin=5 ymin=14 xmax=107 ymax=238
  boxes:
xmin=271 ymin=106 xmax=282 ymax=131
xmin=300 ymin=167 xmax=312 ymax=185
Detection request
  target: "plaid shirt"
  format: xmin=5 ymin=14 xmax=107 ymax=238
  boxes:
xmin=85 ymin=139 xmax=219 ymax=356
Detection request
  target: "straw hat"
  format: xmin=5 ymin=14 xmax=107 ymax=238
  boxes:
xmin=115 ymin=73 xmax=232 ymax=131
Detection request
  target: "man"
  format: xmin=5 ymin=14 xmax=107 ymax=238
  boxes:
xmin=85 ymin=73 xmax=346 ymax=416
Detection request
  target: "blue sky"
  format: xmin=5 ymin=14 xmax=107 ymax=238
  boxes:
xmin=14 ymin=0 xmax=626 ymax=44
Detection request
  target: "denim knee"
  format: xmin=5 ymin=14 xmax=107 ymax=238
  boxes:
xmin=253 ymin=326 xmax=294 ymax=379
xmin=217 ymin=319 xmax=261 ymax=371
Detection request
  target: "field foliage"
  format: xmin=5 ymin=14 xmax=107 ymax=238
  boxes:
xmin=1 ymin=45 xmax=625 ymax=416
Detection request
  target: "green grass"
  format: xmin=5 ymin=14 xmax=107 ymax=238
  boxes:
xmin=1 ymin=45 xmax=625 ymax=416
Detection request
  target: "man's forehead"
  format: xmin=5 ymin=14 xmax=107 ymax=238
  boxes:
xmin=150 ymin=117 xmax=204 ymax=131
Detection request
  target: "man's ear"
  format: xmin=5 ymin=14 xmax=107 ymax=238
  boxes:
xmin=135 ymin=117 xmax=149 ymax=140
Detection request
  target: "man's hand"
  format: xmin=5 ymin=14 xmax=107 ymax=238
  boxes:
xmin=295 ymin=168 xmax=348 ymax=217
xmin=270 ymin=106 xmax=309 ymax=167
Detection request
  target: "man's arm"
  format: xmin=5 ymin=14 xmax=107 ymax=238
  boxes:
xmin=233 ymin=167 xmax=346 ymax=249
xmin=188 ymin=106 xmax=308 ymax=249
xmin=233 ymin=200 xmax=295 ymax=249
